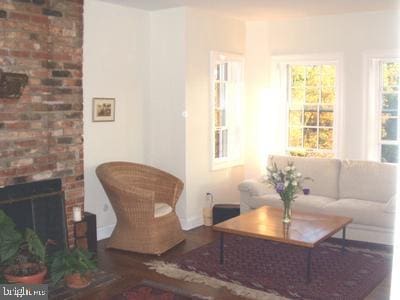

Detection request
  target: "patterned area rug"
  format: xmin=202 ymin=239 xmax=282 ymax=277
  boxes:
xmin=146 ymin=235 xmax=392 ymax=300
xmin=113 ymin=280 xmax=212 ymax=300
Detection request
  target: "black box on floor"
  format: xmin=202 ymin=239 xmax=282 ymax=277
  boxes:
xmin=212 ymin=204 xmax=240 ymax=225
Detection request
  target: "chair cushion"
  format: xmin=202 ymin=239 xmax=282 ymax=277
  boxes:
xmin=269 ymin=155 xmax=340 ymax=199
xmin=339 ymin=160 xmax=397 ymax=203
xmin=323 ymin=198 xmax=395 ymax=228
xmin=154 ymin=202 xmax=172 ymax=218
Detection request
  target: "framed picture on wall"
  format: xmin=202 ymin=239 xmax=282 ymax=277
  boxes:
xmin=92 ymin=98 xmax=115 ymax=122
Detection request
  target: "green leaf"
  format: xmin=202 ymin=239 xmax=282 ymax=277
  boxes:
xmin=25 ymin=228 xmax=45 ymax=263
xmin=0 ymin=210 xmax=15 ymax=227
xmin=50 ymin=264 xmax=65 ymax=285
xmin=49 ymin=248 xmax=96 ymax=284
xmin=0 ymin=210 xmax=23 ymax=264
xmin=0 ymin=240 xmax=21 ymax=263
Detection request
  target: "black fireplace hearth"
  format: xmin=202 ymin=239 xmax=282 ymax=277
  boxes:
xmin=0 ymin=179 xmax=67 ymax=253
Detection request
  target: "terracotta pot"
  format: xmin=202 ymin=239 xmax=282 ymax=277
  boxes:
xmin=4 ymin=263 xmax=47 ymax=284
xmin=65 ymin=273 xmax=91 ymax=289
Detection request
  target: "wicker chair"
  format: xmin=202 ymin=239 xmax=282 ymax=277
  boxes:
xmin=96 ymin=162 xmax=185 ymax=255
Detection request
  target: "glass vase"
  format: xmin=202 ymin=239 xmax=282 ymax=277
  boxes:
xmin=282 ymin=201 xmax=292 ymax=224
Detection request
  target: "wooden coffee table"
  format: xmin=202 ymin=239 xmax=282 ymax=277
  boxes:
xmin=213 ymin=205 xmax=352 ymax=283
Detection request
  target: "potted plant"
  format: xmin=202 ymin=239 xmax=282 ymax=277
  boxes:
xmin=50 ymin=247 xmax=96 ymax=289
xmin=0 ymin=210 xmax=47 ymax=284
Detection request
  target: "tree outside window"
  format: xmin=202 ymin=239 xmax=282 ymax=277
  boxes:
xmin=287 ymin=64 xmax=337 ymax=158
xmin=380 ymin=61 xmax=400 ymax=163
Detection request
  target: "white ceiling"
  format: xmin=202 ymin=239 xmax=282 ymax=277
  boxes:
xmin=105 ymin=0 xmax=399 ymax=21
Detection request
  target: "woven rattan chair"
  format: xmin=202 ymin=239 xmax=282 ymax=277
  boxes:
xmin=96 ymin=162 xmax=185 ymax=255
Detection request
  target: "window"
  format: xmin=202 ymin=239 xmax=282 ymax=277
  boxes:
xmin=210 ymin=52 xmax=243 ymax=170
xmin=379 ymin=60 xmax=400 ymax=163
xmin=366 ymin=53 xmax=400 ymax=163
xmin=287 ymin=63 xmax=338 ymax=158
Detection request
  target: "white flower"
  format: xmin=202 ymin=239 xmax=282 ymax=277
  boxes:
xmin=297 ymin=172 xmax=302 ymax=177
xmin=292 ymin=181 xmax=298 ymax=186
xmin=291 ymin=166 xmax=296 ymax=171
xmin=284 ymin=181 xmax=289 ymax=187
xmin=285 ymin=166 xmax=291 ymax=171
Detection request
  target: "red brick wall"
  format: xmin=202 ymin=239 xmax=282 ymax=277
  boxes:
xmin=0 ymin=0 xmax=84 ymax=246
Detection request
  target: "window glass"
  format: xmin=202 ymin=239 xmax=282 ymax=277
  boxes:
xmin=379 ymin=62 xmax=400 ymax=163
xmin=287 ymin=63 xmax=337 ymax=158
xmin=211 ymin=53 xmax=243 ymax=169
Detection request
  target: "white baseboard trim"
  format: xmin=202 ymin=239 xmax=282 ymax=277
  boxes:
xmin=180 ymin=215 xmax=203 ymax=231
xmin=96 ymin=215 xmax=203 ymax=240
xmin=97 ymin=223 xmax=115 ymax=241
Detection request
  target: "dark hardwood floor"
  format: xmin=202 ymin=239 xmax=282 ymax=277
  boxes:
xmin=75 ymin=226 xmax=244 ymax=300
xmin=70 ymin=226 xmax=391 ymax=300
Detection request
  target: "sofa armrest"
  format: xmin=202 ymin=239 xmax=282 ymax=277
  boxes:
xmin=238 ymin=179 xmax=274 ymax=197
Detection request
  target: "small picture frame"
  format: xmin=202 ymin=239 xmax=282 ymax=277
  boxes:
xmin=92 ymin=98 xmax=115 ymax=122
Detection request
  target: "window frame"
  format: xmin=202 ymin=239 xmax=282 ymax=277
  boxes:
xmin=365 ymin=51 xmax=400 ymax=162
xmin=209 ymin=51 xmax=244 ymax=171
xmin=271 ymin=54 xmax=344 ymax=158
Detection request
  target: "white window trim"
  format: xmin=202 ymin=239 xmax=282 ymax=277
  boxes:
xmin=271 ymin=53 xmax=344 ymax=158
xmin=209 ymin=51 xmax=244 ymax=171
xmin=363 ymin=50 xmax=400 ymax=162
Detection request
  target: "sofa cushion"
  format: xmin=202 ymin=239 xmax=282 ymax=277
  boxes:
xmin=384 ymin=194 xmax=398 ymax=213
xmin=249 ymin=193 xmax=336 ymax=213
xmin=323 ymin=198 xmax=395 ymax=228
xmin=238 ymin=179 xmax=275 ymax=196
xmin=269 ymin=155 xmax=340 ymax=199
xmin=339 ymin=160 xmax=397 ymax=203
xmin=293 ymin=195 xmax=337 ymax=213
xmin=154 ymin=202 xmax=172 ymax=218
xmin=248 ymin=194 xmax=281 ymax=209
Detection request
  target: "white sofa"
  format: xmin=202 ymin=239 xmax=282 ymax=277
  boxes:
xmin=239 ymin=155 xmax=397 ymax=245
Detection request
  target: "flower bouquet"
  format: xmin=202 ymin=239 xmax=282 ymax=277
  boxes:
xmin=264 ymin=162 xmax=310 ymax=223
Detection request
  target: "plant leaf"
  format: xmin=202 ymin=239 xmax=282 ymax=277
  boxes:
xmin=0 ymin=210 xmax=23 ymax=264
xmin=49 ymin=248 xmax=96 ymax=284
xmin=25 ymin=228 xmax=45 ymax=263
xmin=0 ymin=210 xmax=15 ymax=227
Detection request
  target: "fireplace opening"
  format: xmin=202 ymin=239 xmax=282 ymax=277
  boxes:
xmin=0 ymin=179 xmax=67 ymax=254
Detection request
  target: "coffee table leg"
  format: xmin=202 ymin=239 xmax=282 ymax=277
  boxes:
xmin=306 ymin=249 xmax=312 ymax=283
xmin=219 ymin=232 xmax=224 ymax=264
xmin=342 ymin=226 xmax=347 ymax=252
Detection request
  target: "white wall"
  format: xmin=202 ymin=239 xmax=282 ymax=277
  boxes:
xmin=245 ymin=11 xmax=400 ymax=177
xmin=185 ymin=9 xmax=246 ymax=226
xmin=244 ymin=22 xmax=270 ymax=179
xmin=146 ymin=8 xmax=246 ymax=228
xmin=84 ymin=4 xmax=398 ymax=235
xmin=84 ymin=4 xmax=247 ymax=234
xmin=83 ymin=0 xmax=150 ymax=234
xmin=146 ymin=8 xmax=187 ymax=221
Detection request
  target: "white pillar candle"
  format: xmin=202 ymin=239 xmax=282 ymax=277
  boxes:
xmin=73 ymin=206 xmax=82 ymax=222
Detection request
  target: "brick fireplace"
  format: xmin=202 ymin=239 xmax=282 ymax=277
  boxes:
xmin=0 ymin=0 xmax=84 ymax=246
